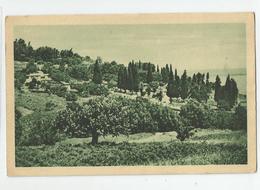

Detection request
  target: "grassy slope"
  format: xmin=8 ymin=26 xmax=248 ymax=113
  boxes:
xmin=15 ymin=91 xmax=66 ymax=113
xmin=16 ymin=129 xmax=247 ymax=167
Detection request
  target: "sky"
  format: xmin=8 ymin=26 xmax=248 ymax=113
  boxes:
xmin=14 ymin=23 xmax=246 ymax=71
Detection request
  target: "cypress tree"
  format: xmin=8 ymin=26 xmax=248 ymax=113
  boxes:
xmin=93 ymin=59 xmax=102 ymax=84
xmin=117 ymin=68 xmax=123 ymax=89
xmin=214 ymin=75 xmax=221 ymax=102
xmin=133 ymin=63 xmax=139 ymax=92
xmin=173 ymin=69 xmax=180 ymax=98
xmin=147 ymin=63 xmax=153 ymax=83
xmin=123 ymin=67 xmax=128 ymax=92
xmin=157 ymin=65 xmax=160 ymax=72
xmin=166 ymin=64 xmax=170 ymax=76
xmin=180 ymin=70 xmax=189 ymax=99
xmin=230 ymin=78 xmax=238 ymax=106
xmin=128 ymin=63 xmax=134 ymax=91
xmin=206 ymin=72 xmax=210 ymax=85
xmin=166 ymin=69 xmax=174 ymax=102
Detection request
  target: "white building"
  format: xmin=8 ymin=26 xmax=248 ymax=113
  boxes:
xmin=25 ymin=71 xmax=51 ymax=84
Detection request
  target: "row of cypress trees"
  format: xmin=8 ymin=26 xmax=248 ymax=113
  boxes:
xmin=96 ymin=58 xmax=238 ymax=108
xmin=214 ymin=75 xmax=239 ymax=109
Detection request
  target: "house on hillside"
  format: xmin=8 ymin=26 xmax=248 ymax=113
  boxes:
xmin=25 ymin=71 xmax=51 ymax=84
xmin=60 ymin=81 xmax=78 ymax=93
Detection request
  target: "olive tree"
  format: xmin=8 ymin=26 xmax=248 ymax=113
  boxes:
xmin=84 ymin=97 xmax=130 ymax=144
xmin=56 ymin=97 xmax=130 ymax=145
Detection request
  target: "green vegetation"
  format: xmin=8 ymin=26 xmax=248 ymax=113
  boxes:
xmin=14 ymin=38 xmax=248 ymax=166
xmin=15 ymin=129 xmax=247 ymax=166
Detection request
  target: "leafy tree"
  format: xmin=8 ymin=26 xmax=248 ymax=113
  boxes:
xmin=180 ymin=100 xmax=211 ymax=129
xmin=24 ymin=61 xmax=37 ymax=74
xmin=67 ymin=64 xmax=90 ymax=80
xmin=84 ymin=97 xmax=130 ymax=144
xmin=65 ymin=92 xmax=78 ymax=101
xmin=93 ymin=59 xmax=102 ymax=84
xmin=20 ymin=112 xmax=61 ymax=145
xmin=233 ymin=105 xmax=247 ymax=130
xmin=56 ymin=102 xmax=89 ymax=138
xmin=14 ymin=38 xmax=34 ymax=61
xmin=60 ymin=48 xmax=74 ymax=58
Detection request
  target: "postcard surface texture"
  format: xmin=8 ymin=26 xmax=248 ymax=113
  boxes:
xmin=6 ymin=13 xmax=256 ymax=176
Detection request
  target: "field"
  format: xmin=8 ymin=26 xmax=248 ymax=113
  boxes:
xmin=16 ymin=129 xmax=247 ymax=166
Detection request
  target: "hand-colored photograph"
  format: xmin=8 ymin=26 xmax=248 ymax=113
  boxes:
xmin=6 ymin=13 xmax=256 ymax=176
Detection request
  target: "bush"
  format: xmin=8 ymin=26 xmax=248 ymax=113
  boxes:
xmin=233 ymin=105 xmax=247 ymax=130
xmin=83 ymin=82 xmax=109 ymax=96
xmin=50 ymin=85 xmax=67 ymax=97
xmin=19 ymin=112 xmax=61 ymax=146
xmin=207 ymin=110 xmax=234 ymax=130
xmin=15 ymin=108 xmax=22 ymax=145
xmin=180 ymin=100 xmax=210 ymax=129
xmin=65 ymin=92 xmax=78 ymax=101
xmin=45 ymin=101 xmax=57 ymax=111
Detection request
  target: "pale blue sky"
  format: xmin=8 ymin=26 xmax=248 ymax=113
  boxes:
xmin=14 ymin=24 xmax=246 ymax=70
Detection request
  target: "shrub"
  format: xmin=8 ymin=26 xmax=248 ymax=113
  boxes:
xmin=15 ymin=108 xmax=22 ymax=145
xmin=176 ymin=120 xmax=194 ymax=141
xmin=233 ymin=105 xmax=247 ymax=130
xmin=207 ymin=110 xmax=234 ymax=130
xmin=50 ymin=85 xmax=67 ymax=97
xmin=84 ymin=82 xmax=109 ymax=96
xmin=19 ymin=112 xmax=61 ymax=146
xmin=65 ymin=92 xmax=78 ymax=101
xmin=180 ymin=100 xmax=210 ymax=129
xmin=45 ymin=101 xmax=57 ymax=111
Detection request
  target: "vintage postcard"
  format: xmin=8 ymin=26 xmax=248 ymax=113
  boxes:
xmin=6 ymin=13 xmax=256 ymax=176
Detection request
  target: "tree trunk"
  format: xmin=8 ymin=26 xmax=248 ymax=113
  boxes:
xmin=91 ymin=128 xmax=99 ymax=145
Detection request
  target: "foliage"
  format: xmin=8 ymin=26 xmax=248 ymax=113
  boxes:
xmin=93 ymin=59 xmax=102 ymax=84
xmin=14 ymin=38 xmax=82 ymax=62
xmin=233 ymin=105 xmax=247 ymax=130
xmin=16 ymin=138 xmax=247 ymax=166
xmin=14 ymin=39 xmax=34 ymax=61
xmin=49 ymin=85 xmax=68 ymax=97
xmin=49 ymin=68 xmax=71 ymax=82
xmin=56 ymin=102 xmax=89 ymax=138
xmin=45 ymin=101 xmax=57 ymax=111
xmin=214 ymin=75 xmax=239 ymax=110
xmin=15 ymin=108 xmax=22 ymax=145
xmin=180 ymin=100 xmax=211 ymax=129
xmin=146 ymin=62 xmax=153 ymax=83
xmin=19 ymin=112 xmax=61 ymax=146
xmin=27 ymin=78 xmax=40 ymax=89
xmin=65 ymin=92 xmax=78 ymax=101
xmin=67 ymin=64 xmax=91 ymax=81
xmin=15 ymin=71 xmax=27 ymax=90
xmin=24 ymin=60 xmax=38 ymax=74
